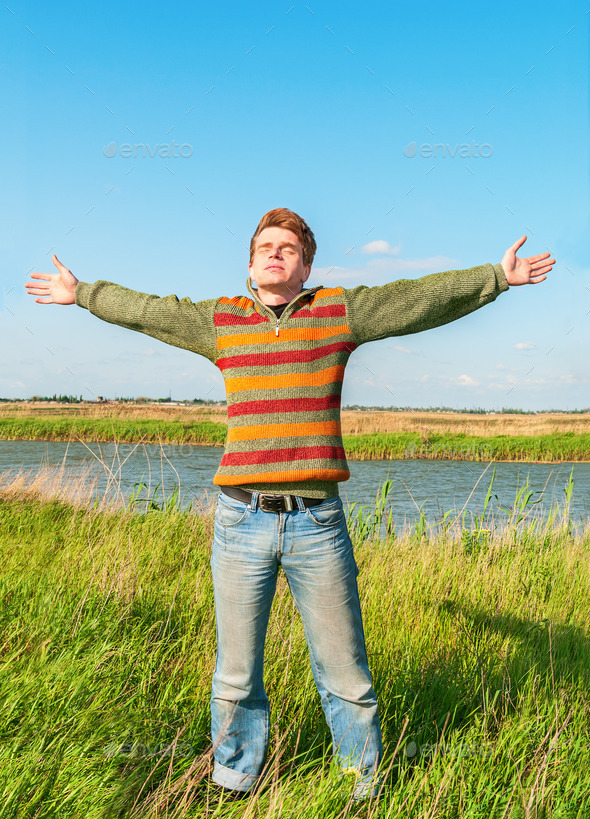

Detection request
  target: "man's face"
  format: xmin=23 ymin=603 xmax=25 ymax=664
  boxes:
xmin=248 ymin=227 xmax=311 ymax=297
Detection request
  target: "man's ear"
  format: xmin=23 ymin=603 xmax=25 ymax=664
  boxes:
xmin=248 ymin=262 xmax=256 ymax=284
xmin=302 ymin=265 xmax=311 ymax=283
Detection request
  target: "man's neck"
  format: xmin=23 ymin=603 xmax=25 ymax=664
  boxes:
xmin=253 ymin=283 xmax=303 ymax=307
xmin=261 ymin=295 xmax=290 ymax=306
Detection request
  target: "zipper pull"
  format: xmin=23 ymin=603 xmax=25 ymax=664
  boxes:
xmin=275 ymin=317 xmax=279 ymax=337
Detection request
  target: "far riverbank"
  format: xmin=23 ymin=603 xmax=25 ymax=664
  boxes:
xmin=1 ymin=405 xmax=589 ymax=461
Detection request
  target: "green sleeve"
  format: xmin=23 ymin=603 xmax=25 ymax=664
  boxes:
xmin=342 ymin=262 xmax=509 ymax=346
xmin=75 ymin=280 xmax=219 ymax=363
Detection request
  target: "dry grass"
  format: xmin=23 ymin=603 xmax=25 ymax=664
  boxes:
xmin=2 ymin=402 xmax=589 ymax=437
xmin=341 ymin=410 xmax=590 ymax=436
xmin=0 ymin=463 xmax=103 ymax=508
xmin=0 ymin=402 xmax=219 ymax=423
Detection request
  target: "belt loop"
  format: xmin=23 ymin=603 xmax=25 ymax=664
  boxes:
xmin=295 ymin=496 xmax=306 ymax=512
xmin=249 ymin=490 xmax=259 ymax=513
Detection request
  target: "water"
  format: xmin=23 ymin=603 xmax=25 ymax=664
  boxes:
xmin=1 ymin=440 xmax=588 ymax=530
xmin=347 ymin=459 xmax=589 ymax=533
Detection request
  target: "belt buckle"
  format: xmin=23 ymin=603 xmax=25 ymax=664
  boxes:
xmin=259 ymin=494 xmax=293 ymax=513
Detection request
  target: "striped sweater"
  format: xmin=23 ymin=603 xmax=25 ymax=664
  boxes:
xmin=75 ymin=262 xmax=509 ymax=498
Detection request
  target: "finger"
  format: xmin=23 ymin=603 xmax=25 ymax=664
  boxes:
xmin=529 ymin=275 xmax=547 ymax=284
xmin=29 ymin=272 xmax=54 ymax=281
xmin=26 ymin=286 xmax=51 ymax=295
xmin=533 ymin=259 xmax=555 ymax=269
xmin=525 ymin=252 xmax=553 ymax=264
xmin=530 ymin=266 xmax=552 ymax=277
xmin=52 ymin=254 xmax=68 ymax=273
xmin=35 ymin=297 xmax=54 ymax=304
xmin=511 ymin=235 xmax=527 ymax=251
xmin=25 ymin=280 xmax=51 ymax=288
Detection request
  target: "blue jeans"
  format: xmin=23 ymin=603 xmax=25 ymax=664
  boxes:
xmin=210 ymin=490 xmax=383 ymax=795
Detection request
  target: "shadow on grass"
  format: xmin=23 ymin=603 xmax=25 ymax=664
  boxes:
xmin=373 ymin=596 xmax=589 ymax=773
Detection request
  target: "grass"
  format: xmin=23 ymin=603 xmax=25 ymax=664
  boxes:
xmin=0 ymin=464 xmax=588 ymax=817
xmin=0 ymin=416 xmax=227 ymax=448
xmin=342 ymin=431 xmax=590 ymax=462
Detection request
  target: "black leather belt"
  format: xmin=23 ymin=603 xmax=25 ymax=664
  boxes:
xmin=221 ymin=485 xmax=324 ymax=513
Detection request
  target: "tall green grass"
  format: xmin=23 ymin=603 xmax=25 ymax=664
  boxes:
xmin=0 ymin=417 xmax=227 ymax=447
xmin=343 ymin=431 xmax=590 ymax=462
xmin=0 ymin=469 xmax=588 ymax=817
xmin=2 ymin=416 xmax=590 ymax=461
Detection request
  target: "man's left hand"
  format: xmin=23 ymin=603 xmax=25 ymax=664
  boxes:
xmin=502 ymin=236 xmax=555 ymax=286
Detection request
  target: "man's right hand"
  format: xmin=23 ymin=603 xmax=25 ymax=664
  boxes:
xmin=25 ymin=254 xmax=78 ymax=304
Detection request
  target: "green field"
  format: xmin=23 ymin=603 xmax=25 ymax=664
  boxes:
xmin=1 ymin=416 xmax=590 ymax=462
xmin=0 ymin=475 xmax=588 ymax=817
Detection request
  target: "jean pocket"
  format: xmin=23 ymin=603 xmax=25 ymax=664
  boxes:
xmin=305 ymin=498 xmax=346 ymax=527
xmin=215 ymin=494 xmax=250 ymax=528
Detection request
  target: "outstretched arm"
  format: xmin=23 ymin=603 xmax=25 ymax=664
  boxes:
xmin=24 ymin=255 xmax=219 ymax=363
xmin=501 ymin=236 xmax=554 ymax=286
xmin=25 ymin=255 xmax=78 ymax=304
xmin=342 ymin=237 xmax=556 ymax=347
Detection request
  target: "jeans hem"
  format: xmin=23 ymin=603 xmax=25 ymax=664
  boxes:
xmin=352 ymin=780 xmax=381 ymax=801
xmin=212 ymin=760 xmax=258 ymax=792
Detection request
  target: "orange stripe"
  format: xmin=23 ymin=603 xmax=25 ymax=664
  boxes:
xmin=312 ymin=287 xmax=343 ymax=301
xmin=227 ymin=420 xmax=342 ymax=442
xmin=218 ymin=296 xmax=255 ymax=310
xmin=214 ymin=468 xmax=350 ymax=485
xmin=217 ymin=325 xmax=351 ymax=350
xmin=225 ymin=365 xmax=345 ymax=395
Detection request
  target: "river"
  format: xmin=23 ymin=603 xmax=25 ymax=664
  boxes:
xmin=1 ymin=440 xmax=588 ymax=532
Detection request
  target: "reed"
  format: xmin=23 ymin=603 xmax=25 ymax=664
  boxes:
xmin=343 ymin=431 xmax=590 ymax=462
xmin=0 ymin=416 xmax=227 ymax=447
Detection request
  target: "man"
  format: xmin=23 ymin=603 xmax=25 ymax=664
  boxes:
xmin=25 ymin=208 xmax=554 ymax=799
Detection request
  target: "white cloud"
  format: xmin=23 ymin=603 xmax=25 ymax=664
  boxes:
xmin=451 ymin=374 xmax=479 ymax=387
xmin=553 ymin=373 xmax=590 ymax=385
xmin=361 ymin=240 xmax=402 ymax=256
xmin=416 ymin=372 xmax=480 ymax=388
xmin=514 ymin=342 xmax=536 ymax=350
xmin=393 ymin=345 xmax=413 ymax=354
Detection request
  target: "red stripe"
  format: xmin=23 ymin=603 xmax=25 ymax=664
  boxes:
xmin=215 ymin=304 xmax=346 ymax=327
xmin=215 ymin=312 xmax=268 ymax=327
xmin=218 ymin=341 xmax=357 ymax=372
xmin=290 ymin=304 xmax=346 ymax=319
xmin=227 ymin=395 xmax=341 ymax=417
xmin=220 ymin=445 xmax=347 ymax=466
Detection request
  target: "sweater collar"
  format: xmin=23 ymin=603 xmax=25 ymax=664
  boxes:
xmin=246 ymin=277 xmax=324 ymax=320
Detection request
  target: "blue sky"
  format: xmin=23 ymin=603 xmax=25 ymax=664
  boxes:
xmin=1 ymin=0 xmax=588 ymax=409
